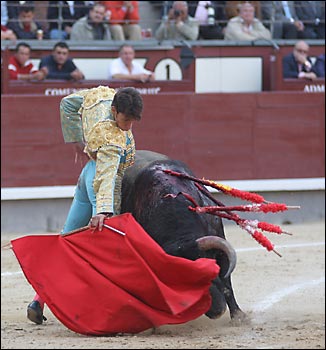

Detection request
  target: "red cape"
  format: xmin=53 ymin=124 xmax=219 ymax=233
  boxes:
xmin=11 ymin=213 xmax=219 ymax=335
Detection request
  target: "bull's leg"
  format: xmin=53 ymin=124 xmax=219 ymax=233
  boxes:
xmin=213 ymin=250 xmax=248 ymax=324
xmin=220 ymin=276 xmax=248 ymax=324
xmin=205 ymin=280 xmax=227 ymax=319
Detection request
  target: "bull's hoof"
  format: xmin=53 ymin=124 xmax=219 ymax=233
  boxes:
xmin=230 ymin=309 xmax=250 ymax=326
xmin=205 ymin=305 xmax=227 ymax=319
xmin=205 ymin=284 xmax=228 ymax=319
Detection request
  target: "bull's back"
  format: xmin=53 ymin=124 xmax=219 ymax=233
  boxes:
xmin=121 ymin=149 xmax=226 ymax=255
xmin=121 ymin=150 xmax=194 ymax=215
xmin=122 ymin=150 xmax=170 ymax=191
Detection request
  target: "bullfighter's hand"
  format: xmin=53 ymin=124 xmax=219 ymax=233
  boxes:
xmin=89 ymin=213 xmax=112 ymax=232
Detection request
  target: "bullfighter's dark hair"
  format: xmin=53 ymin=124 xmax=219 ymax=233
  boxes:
xmin=112 ymin=87 xmax=143 ymax=121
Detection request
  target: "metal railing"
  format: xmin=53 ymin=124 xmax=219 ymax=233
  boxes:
xmin=2 ymin=1 xmax=325 ymax=41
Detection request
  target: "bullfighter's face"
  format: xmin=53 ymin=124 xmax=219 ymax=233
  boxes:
xmin=112 ymin=106 xmax=134 ymax=131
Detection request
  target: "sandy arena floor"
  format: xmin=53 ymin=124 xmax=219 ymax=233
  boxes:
xmin=1 ymin=221 xmax=325 ymax=349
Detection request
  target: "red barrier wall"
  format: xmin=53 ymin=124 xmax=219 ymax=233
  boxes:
xmin=1 ymin=91 xmax=324 ymax=187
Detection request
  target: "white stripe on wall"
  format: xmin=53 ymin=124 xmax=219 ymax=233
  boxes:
xmin=1 ymin=178 xmax=324 ymax=201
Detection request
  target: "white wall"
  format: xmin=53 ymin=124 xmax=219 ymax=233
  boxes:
xmin=195 ymin=57 xmax=263 ymax=93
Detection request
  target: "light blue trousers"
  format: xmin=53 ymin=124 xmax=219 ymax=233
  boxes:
xmin=61 ymin=160 xmax=96 ymax=234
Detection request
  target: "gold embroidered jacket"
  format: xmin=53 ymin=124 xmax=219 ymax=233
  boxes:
xmin=60 ymin=86 xmax=135 ymax=214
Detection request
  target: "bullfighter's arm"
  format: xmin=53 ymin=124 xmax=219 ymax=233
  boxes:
xmin=59 ymin=89 xmax=90 ymax=143
xmin=93 ymin=144 xmax=122 ymax=214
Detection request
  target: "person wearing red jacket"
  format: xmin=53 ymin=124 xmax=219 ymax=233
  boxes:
xmin=8 ymin=42 xmax=45 ymax=81
xmin=100 ymin=1 xmax=142 ymax=40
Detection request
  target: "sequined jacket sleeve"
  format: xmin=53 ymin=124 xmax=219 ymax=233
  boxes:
xmin=94 ymin=144 xmax=121 ymax=214
xmin=60 ymin=89 xmax=90 ymax=143
xmin=93 ymin=130 xmax=135 ymax=214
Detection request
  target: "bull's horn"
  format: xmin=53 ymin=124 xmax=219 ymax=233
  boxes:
xmin=196 ymin=236 xmax=237 ymax=278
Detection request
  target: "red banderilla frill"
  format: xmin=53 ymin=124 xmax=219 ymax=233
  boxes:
xmin=163 ymin=169 xmax=266 ymax=203
xmin=163 ymin=170 xmax=301 ymax=258
xmin=195 ymin=203 xmax=299 ymax=214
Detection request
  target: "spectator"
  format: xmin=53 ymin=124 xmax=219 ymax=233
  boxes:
xmin=70 ymin=2 xmax=112 ymax=40
xmin=282 ymin=40 xmax=317 ymax=80
xmin=155 ymin=1 xmax=199 ymax=41
xmin=6 ymin=1 xmax=35 ymax=20
xmin=188 ymin=1 xmax=227 ymax=39
xmin=294 ymin=1 xmax=325 ymax=39
xmin=47 ymin=1 xmax=90 ymax=40
xmin=27 ymin=86 xmax=144 ymax=325
xmin=312 ymin=53 xmax=325 ymax=78
xmin=100 ymin=1 xmax=142 ymax=40
xmin=8 ymin=42 xmax=45 ymax=81
xmin=108 ymin=44 xmax=155 ymax=82
xmin=7 ymin=3 xmax=49 ymax=40
xmin=39 ymin=41 xmax=84 ymax=81
xmin=224 ymin=2 xmax=271 ymax=41
xmin=225 ymin=1 xmax=262 ymax=20
xmin=1 ymin=24 xmax=17 ymax=40
xmin=1 ymin=0 xmax=8 ymax=25
xmin=7 ymin=0 xmax=48 ymax=28
xmin=1 ymin=1 xmax=17 ymax=40
xmin=261 ymin=1 xmax=304 ymax=39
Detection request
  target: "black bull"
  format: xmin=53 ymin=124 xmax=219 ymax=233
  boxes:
xmin=121 ymin=150 xmax=246 ymax=322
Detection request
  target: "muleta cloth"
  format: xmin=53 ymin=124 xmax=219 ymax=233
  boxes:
xmin=11 ymin=213 xmax=220 ymax=335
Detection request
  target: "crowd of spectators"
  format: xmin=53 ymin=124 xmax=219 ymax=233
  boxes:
xmin=7 ymin=40 xmax=156 ymax=82
xmin=1 ymin=1 xmax=324 ymax=42
xmin=8 ymin=40 xmax=85 ymax=81
xmin=3 ymin=1 xmax=325 ymax=84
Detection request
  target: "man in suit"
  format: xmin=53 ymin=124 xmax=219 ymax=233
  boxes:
xmin=294 ymin=1 xmax=325 ymax=39
xmin=261 ymin=1 xmax=304 ymax=39
xmin=312 ymin=54 xmax=325 ymax=78
xmin=282 ymin=40 xmax=317 ymax=80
